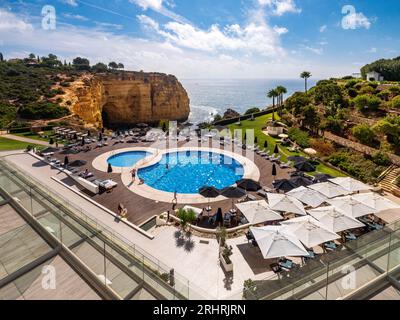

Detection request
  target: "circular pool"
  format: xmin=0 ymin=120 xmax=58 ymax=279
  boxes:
xmin=138 ymin=151 xmax=244 ymax=194
xmin=107 ymin=151 xmax=151 ymax=168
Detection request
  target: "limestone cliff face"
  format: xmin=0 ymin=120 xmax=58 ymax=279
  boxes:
xmin=62 ymin=72 xmax=190 ymax=128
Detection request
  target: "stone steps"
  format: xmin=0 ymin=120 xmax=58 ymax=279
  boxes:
xmin=379 ymin=166 xmax=400 ymax=195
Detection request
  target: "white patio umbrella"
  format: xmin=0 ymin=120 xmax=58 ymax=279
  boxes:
xmin=286 ymin=186 xmax=327 ymax=208
xmin=329 ymin=177 xmax=372 ymax=193
xmin=267 ymin=193 xmax=307 ymax=216
xmin=250 ymin=226 xmax=309 ymax=259
xmin=309 ymin=182 xmax=349 ymax=199
xmin=281 ymin=216 xmax=340 ymax=248
xmin=308 ymin=206 xmax=365 ymax=233
xmin=353 ymin=193 xmax=400 ymax=212
xmin=304 ymin=148 xmax=317 ymax=156
xmin=235 ymin=200 xmax=283 ymax=225
xmin=327 ymin=196 xmax=377 ymax=219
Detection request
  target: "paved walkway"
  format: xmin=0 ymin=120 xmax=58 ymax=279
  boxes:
xmin=1 ymin=134 xmax=51 ymax=146
xmin=2 ymin=152 xmax=277 ymax=299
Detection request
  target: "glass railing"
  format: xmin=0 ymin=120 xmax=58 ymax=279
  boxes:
xmin=240 ymin=219 xmax=400 ymax=300
xmin=0 ymin=158 xmax=211 ymax=300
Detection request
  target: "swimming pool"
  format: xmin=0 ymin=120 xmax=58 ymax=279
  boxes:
xmin=138 ymin=151 xmax=244 ymax=194
xmin=107 ymin=151 xmax=151 ymax=168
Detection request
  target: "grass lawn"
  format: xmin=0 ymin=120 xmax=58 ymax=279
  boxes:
xmin=14 ymin=130 xmax=54 ymax=142
xmin=0 ymin=137 xmax=44 ymax=151
xmin=227 ymin=113 xmax=346 ymax=177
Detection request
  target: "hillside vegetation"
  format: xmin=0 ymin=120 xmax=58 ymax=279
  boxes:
xmin=0 ymin=53 xmax=125 ymax=128
xmin=361 ymin=56 xmax=400 ymax=81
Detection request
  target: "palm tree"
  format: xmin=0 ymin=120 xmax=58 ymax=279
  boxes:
xmin=267 ymin=89 xmax=279 ymax=121
xmin=276 ymin=86 xmax=287 ymax=117
xmin=300 ymin=71 xmax=312 ymax=94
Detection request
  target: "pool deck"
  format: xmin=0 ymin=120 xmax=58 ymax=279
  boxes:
xmin=1 ymin=151 xmax=292 ymax=299
xmin=52 ymin=139 xmax=292 ymax=225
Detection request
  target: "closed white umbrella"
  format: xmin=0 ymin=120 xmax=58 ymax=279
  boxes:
xmin=353 ymin=193 xmax=400 ymax=212
xmin=281 ymin=216 xmax=340 ymax=248
xmin=329 ymin=177 xmax=372 ymax=193
xmin=236 ymin=201 xmax=282 ymax=225
xmin=250 ymin=226 xmax=309 ymax=259
xmin=267 ymin=193 xmax=307 ymax=216
xmin=309 ymin=182 xmax=349 ymax=199
xmin=327 ymin=196 xmax=376 ymax=219
xmin=308 ymin=206 xmax=365 ymax=233
xmin=287 ymin=186 xmax=327 ymax=208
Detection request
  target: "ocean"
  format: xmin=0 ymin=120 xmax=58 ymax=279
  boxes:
xmin=181 ymin=79 xmax=317 ymax=124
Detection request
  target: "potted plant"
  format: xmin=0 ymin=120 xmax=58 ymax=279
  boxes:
xmin=156 ymin=213 xmax=168 ymax=227
xmin=242 ymin=279 xmax=257 ymax=300
xmin=177 ymin=208 xmax=197 ymax=233
xmin=220 ymin=244 xmax=233 ymax=273
xmin=216 ymin=226 xmax=227 ymax=247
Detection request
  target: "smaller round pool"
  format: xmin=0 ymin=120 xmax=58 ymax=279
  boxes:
xmin=107 ymin=151 xmax=151 ymax=168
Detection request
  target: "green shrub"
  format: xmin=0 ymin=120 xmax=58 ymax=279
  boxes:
xmin=19 ymin=102 xmax=70 ymax=120
xmin=353 ymin=95 xmax=382 ymax=111
xmin=392 ymin=96 xmax=400 ymax=109
xmin=288 ymin=127 xmax=310 ymax=148
xmin=352 ymin=124 xmax=378 ymax=147
xmin=371 ymin=151 xmax=391 ymax=166
xmin=328 ymin=151 xmax=386 ymax=183
xmin=348 ymin=88 xmax=358 ymax=98
xmin=245 ymin=107 xmax=261 ymax=115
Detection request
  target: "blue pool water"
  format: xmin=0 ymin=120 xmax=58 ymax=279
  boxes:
xmin=107 ymin=151 xmax=151 ymax=167
xmin=138 ymin=151 xmax=244 ymax=194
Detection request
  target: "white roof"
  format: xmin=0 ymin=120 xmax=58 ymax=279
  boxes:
xmin=309 ymin=182 xmax=350 ymax=199
xmin=329 ymin=177 xmax=372 ymax=193
xmin=236 ymin=200 xmax=282 ymax=225
xmin=308 ymin=206 xmax=365 ymax=233
xmin=250 ymin=226 xmax=309 ymax=259
xmin=286 ymin=186 xmax=327 ymax=208
xmin=353 ymin=193 xmax=400 ymax=212
xmin=327 ymin=196 xmax=377 ymax=219
xmin=281 ymin=216 xmax=340 ymax=248
xmin=267 ymin=193 xmax=307 ymax=216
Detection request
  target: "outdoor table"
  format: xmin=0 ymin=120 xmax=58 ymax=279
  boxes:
xmin=306 ymin=250 xmax=316 ymax=259
xmin=345 ymin=233 xmax=357 ymax=241
xmin=279 ymin=259 xmax=294 ymax=270
xmin=324 ymin=242 xmax=337 ymax=251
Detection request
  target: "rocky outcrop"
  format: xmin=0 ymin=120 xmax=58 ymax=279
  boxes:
xmin=223 ymin=108 xmax=241 ymax=119
xmin=61 ymin=72 xmax=190 ymax=128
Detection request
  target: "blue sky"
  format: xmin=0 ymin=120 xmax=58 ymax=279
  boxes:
xmin=1 ymin=0 xmax=400 ymax=79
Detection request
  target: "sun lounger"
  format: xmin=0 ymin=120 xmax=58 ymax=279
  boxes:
xmin=98 ymin=179 xmax=118 ymax=190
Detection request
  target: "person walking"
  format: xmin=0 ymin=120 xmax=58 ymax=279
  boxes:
xmin=130 ymin=168 xmax=137 ymax=183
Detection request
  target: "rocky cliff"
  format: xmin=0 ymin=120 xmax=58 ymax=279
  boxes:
xmin=61 ymin=72 xmax=190 ymax=128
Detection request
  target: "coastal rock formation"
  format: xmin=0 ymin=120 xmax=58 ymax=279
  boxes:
xmin=223 ymin=108 xmax=241 ymax=119
xmin=61 ymin=72 xmax=190 ymax=128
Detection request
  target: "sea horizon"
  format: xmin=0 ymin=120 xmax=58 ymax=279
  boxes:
xmin=181 ymin=78 xmax=318 ymax=124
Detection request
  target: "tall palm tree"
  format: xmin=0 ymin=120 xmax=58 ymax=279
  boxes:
xmin=276 ymin=86 xmax=287 ymax=117
xmin=267 ymin=89 xmax=279 ymax=122
xmin=300 ymin=71 xmax=312 ymax=94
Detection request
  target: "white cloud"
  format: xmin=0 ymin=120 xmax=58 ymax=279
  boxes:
xmin=131 ymin=0 xmax=164 ymax=10
xmin=62 ymin=13 xmax=89 ymax=21
xmin=0 ymin=7 xmax=355 ymax=79
xmin=273 ymin=25 xmax=288 ymax=35
xmin=258 ymin=0 xmax=301 ymax=16
xmin=303 ymin=46 xmax=323 ymax=55
xmin=138 ymin=14 xmax=285 ymax=57
xmin=342 ymin=12 xmax=371 ymax=30
xmin=130 ymin=0 xmax=189 ymax=24
xmin=61 ymin=0 xmax=78 ymax=7
xmin=319 ymin=25 xmax=327 ymax=33
xmin=0 ymin=9 xmax=33 ymax=32
xmin=367 ymin=47 xmax=377 ymax=53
